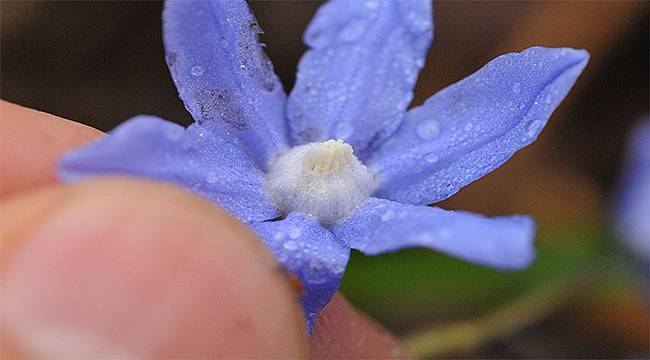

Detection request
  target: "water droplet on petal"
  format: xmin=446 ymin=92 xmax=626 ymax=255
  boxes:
xmin=287 ymin=227 xmax=302 ymax=239
xmin=283 ymin=240 xmax=298 ymax=251
xmin=463 ymin=123 xmax=474 ymax=131
xmin=512 ymin=82 xmax=522 ymax=94
xmin=332 ymin=262 xmax=346 ymax=275
xmin=416 ymin=119 xmax=441 ymax=140
xmin=527 ymin=120 xmax=544 ymax=137
xmin=276 ymin=251 xmax=288 ymax=263
xmin=303 ymin=259 xmax=328 ymax=284
xmin=543 ymin=93 xmax=553 ymax=104
xmin=190 ymin=65 xmax=205 ymax=77
xmin=424 ymin=153 xmax=439 ymax=164
xmin=406 ymin=70 xmax=418 ymax=84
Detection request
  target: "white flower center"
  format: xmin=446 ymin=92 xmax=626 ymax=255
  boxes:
xmin=265 ymin=139 xmax=377 ymax=224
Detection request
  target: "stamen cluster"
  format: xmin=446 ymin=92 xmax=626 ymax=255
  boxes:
xmin=265 ymin=140 xmax=376 ymax=224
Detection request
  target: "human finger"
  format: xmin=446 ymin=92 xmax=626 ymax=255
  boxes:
xmin=1 ymin=178 xmax=307 ymax=358
xmin=311 ymin=293 xmax=410 ymax=359
xmin=0 ymin=100 xmax=101 ymax=198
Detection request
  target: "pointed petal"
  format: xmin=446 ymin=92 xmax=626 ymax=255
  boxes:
xmin=252 ymin=213 xmax=350 ymax=333
xmin=287 ymin=0 xmax=433 ymax=159
xmin=332 ymin=198 xmax=536 ymax=270
xmin=369 ymin=47 xmax=589 ymax=204
xmin=59 ymin=115 xmax=279 ymax=223
xmin=163 ymin=0 xmax=288 ymax=169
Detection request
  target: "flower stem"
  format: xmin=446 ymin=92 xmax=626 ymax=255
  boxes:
xmin=401 ymin=270 xmax=592 ymax=358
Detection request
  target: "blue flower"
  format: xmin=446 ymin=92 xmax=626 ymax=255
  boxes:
xmin=614 ymin=119 xmax=650 ymax=261
xmin=59 ymin=0 xmax=589 ymax=332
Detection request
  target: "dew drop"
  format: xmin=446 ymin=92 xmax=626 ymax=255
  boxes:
xmin=512 ymin=82 xmax=522 ymax=94
xmin=283 ymin=240 xmax=298 ymax=251
xmin=287 ymin=227 xmax=302 ymax=239
xmin=527 ymin=120 xmax=544 ymax=137
xmin=190 ymin=65 xmax=205 ymax=77
xmin=333 ymin=121 xmax=353 ymax=139
xmin=416 ymin=119 xmax=441 ymax=141
xmin=463 ymin=123 xmax=474 ymax=131
xmin=332 ymin=262 xmax=346 ymax=275
xmin=424 ymin=152 xmax=439 ymax=164
xmin=543 ymin=93 xmax=553 ymax=104
xmin=406 ymin=70 xmax=418 ymax=84
xmin=276 ymin=251 xmax=288 ymax=263
xmin=303 ymin=259 xmax=328 ymax=284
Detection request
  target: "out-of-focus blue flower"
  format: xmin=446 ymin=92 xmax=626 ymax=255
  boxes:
xmin=615 ymin=119 xmax=650 ymax=260
xmin=58 ymin=0 xmax=589 ymax=332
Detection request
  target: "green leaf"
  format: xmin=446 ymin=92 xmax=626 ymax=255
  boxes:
xmin=339 ymin=225 xmax=609 ymax=331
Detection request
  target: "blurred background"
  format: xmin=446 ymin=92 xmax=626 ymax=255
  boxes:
xmin=2 ymin=1 xmax=648 ymax=358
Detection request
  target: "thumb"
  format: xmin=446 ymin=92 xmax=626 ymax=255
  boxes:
xmin=1 ymin=178 xmax=307 ymax=358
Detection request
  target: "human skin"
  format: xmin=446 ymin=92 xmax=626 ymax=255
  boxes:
xmin=0 ymin=100 xmax=405 ymax=359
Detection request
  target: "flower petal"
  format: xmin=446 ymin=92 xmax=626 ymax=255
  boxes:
xmin=615 ymin=119 xmax=650 ymax=260
xmin=369 ymin=47 xmax=589 ymax=204
xmin=59 ymin=115 xmax=279 ymax=223
xmin=287 ymin=0 xmax=433 ymax=159
xmin=163 ymin=0 xmax=288 ymax=169
xmin=252 ymin=212 xmax=350 ymax=334
xmin=332 ymin=198 xmax=536 ymax=270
